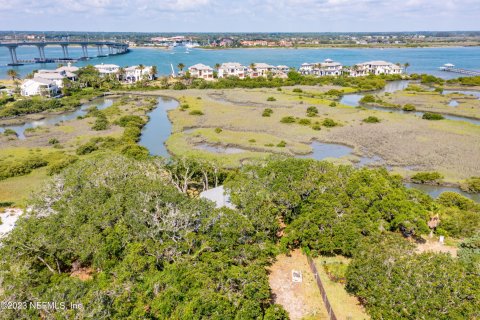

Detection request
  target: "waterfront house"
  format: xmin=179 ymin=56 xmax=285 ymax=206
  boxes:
xmin=21 ymin=78 xmax=58 ymax=97
xmin=95 ymin=63 xmax=120 ymax=76
xmin=188 ymin=63 xmax=214 ymax=80
xmin=348 ymin=60 xmax=403 ymax=76
xmin=124 ymin=65 xmax=154 ymax=83
xmin=33 ymin=69 xmax=77 ymax=88
xmin=218 ymin=62 xmax=248 ymax=79
xmin=249 ymin=63 xmax=277 ymax=78
xmin=56 ymin=62 xmax=79 ymax=74
xmin=299 ymin=59 xmax=342 ymax=76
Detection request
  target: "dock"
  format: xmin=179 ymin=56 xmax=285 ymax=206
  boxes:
xmin=439 ymin=64 xmax=480 ymax=76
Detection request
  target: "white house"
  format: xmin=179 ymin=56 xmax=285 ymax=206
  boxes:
xmin=21 ymin=78 xmax=58 ymax=97
xmin=56 ymin=62 xmax=79 ymax=73
xmin=94 ymin=63 xmax=120 ymax=76
xmin=124 ymin=65 xmax=154 ymax=83
xmin=249 ymin=63 xmax=277 ymax=77
xmin=188 ymin=63 xmax=214 ymax=80
xmin=349 ymin=60 xmax=403 ymax=76
xmin=299 ymin=59 xmax=342 ymax=76
xmin=218 ymin=62 xmax=248 ymax=79
xmin=34 ymin=69 xmax=76 ymax=88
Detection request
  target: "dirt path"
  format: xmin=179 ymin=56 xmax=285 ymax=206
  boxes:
xmin=268 ymin=249 xmax=328 ymax=320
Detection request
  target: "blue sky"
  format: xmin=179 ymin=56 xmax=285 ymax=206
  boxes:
xmin=0 ymin=0 xmax=479 ymax=32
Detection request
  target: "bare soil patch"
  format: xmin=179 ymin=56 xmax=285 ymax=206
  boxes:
xmin=268 ymin=249 xmax=328 ymax=320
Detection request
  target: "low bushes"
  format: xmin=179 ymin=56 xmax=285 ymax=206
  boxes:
xmin=306 ymin=106 xmax=318 ymax=117
xmin=363 ymin=116 xmax=380 ymax=123
xmin=280 ymin=116 xmax=296 ymax=124
xmin=411 ymin=171 xmax=443 ymax=183
xmin=267 ymin=97 xmax=277 ymax=102
xmin=322 ymin=118 xmax=338 ymax=127
xmin=189 ymin=110 xmax=204 ymax=116
xmin=262 ymin=108 xmax=273 ymax=117
xmin=0 ymin=156 xmax=48 ymax=180
xmin=461 ymin=177 xmax=480 ymax=193
xmin=422 ymin=112 xmax=444 ymax=120
xmin=359 ymin=94 xmax=375 ymax=104
xmin=402 ymin=104 xmax=416 ymax=111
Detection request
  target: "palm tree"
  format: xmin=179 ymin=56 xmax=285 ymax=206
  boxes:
xmin=177 ymin=63 xmax=185 ymax=72
xmin=214 ymin=63 xmax=221 ymax=70
xmin=150 ymin=65 xmax=158 ymax=79
xmin=7 ymin=69 xmax=19 ymax=81
xmin=404 ymin=62 xmax=410 ymax=74
xmin=249 ymin=63 xmax=256 ymax=71
xmin=137 ymin=64 xmax=145 ymax=82
xmin=116 ymin=67 xmax=126 ymax=81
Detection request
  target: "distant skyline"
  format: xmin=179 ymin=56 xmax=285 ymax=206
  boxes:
xmin=0 ymin=0 xmax=479 ymax=32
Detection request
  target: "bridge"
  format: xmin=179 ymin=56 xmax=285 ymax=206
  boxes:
xmin=0 ymin=40 xmax=129 ymax=66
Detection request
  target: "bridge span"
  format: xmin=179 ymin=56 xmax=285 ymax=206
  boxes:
xmin=0 ymin=40 xmax=129 ymax=66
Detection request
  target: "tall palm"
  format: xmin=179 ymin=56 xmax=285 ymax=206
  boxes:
xmin=117 ymin=67 xmax=126 ymax=81
xmin=249 ymin=63 xmax=256 ymax=71
xmin=214 ymin=63 xmax=221 ymax=70
xmin=150 ymin=65 xmax=158 ymax=79
xmin=177 ymin=63 xmax=185 ymax=72
xmin=7 ymin=69 xmax=19 ymax=81
xmin=404 ymin=62 xmax=410 ymax=74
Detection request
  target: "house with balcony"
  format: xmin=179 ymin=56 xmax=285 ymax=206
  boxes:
xmin=124 ymin=66 xmax=154 ymax=83
xmin=188 ymin=63 xmax=214 ymax=81
xmin=248 ymin=63 xmax=277 ymax=78
xmin=218 ymin=62 xmax=248 ymax=79
xmin=298 ymin=59 xmax=342 ymax=76
xmin=95 ymin=63 xmax=120 ymax=76
xmin=21 ymin=78 xmax=58 ymax=97
xmin=348 ymin=60 xmax=403 ymax=76
xmin=33 ymin=69 xmax=77 ymax=88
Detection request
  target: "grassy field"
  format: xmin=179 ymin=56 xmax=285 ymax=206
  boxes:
xmin=314 ymin=256 xmax=370 ymax=320
xmin=153 ymin=86 xmax=480 ymax=184
xmin=376 ymin=88 xmax=480 ymax=119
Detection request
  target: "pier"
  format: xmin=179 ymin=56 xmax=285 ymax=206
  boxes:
xmin=0 ymin=40 xmax=129 ymax=66
xmin=439 ymin=64 xmax=480 ymax=76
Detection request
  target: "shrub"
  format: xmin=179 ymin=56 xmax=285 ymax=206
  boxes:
xmin=47 ymin=156 xmax=78 ymax=175
xmin=306 ymin=106 xmax=318 ymax=117
xmin=92 ymin=117 xmax=109 ymax=130
xmin=0 ymin=156 xmax=48 ymax=180
xmin=3 ymin=129 xmax=17 ymax=136
xmin=267 ymin=96 xmax=277 ymax=102
xmin=329 ymin=102 xmax=337 ymax=107
xmin=292 ymin=88 xmax=303 ymax=93
xmin=312 ymin=124 xmax=321 ymax=131
xmin=121 ymin=144 xmax=149 ymax=160
xmin=322 ymin=118 xmax=338 ymax=127
xmin=411 ymin=171 xmax=444 ymax=183
xmin=180 ymin=103 xmax=190 ymax=111
xmin=189 ymin=110 xmax=204 ymax=116
xmin=363 ymin=116 xmax=380 ymax=123
xmin=461 ymin=177 xmax=480 ymax=193
xmin=48 ymin=138 xmax=59 ymax=145
xmin=359 ymin=94 xmax=375 ymax=104
xmin=214 ymin=128 xmax=222 ymax=134
xmin=262 ymin=108 xmax=273 ymax=117
xmin=403 ymin=104 xmax=416 ymax=111
xmin=276 ymin=140 xmax=287 ymax=147
xmin=172 ymin=82 xmax=187 ymax=90
xmin=280 ymin=116 xmax=296 ymax=124
xmin=325 ymin=89 xmax=343 ymax=96
xmin=117 ymin=115 xmax=145 ymax=128
xmin=298 ymin=118 xmax=311 ymax=126
xmin=422 ymin=112 xmax=444 ymax=120
xmin=76 ymin=141 xmax=99 ymax=155
xmin=248 ymin=139 xmax=256 ymax=143
xmin=277 ymin=88 xmax=282 ymax=91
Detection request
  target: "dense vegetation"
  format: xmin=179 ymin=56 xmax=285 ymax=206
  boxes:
xmin=0 ymin=156 xmax=479 ymax=319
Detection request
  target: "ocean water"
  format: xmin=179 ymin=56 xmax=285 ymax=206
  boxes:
xmin=1 ymin=45 xmax=480 ymax=79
